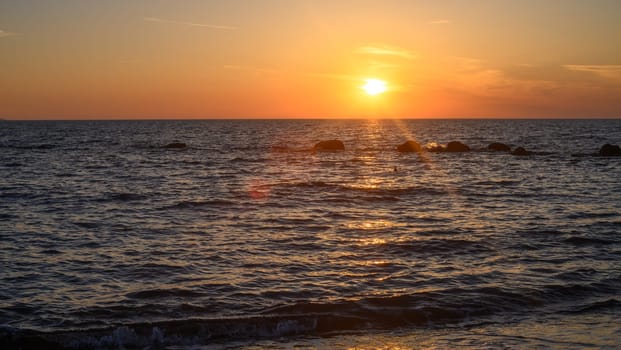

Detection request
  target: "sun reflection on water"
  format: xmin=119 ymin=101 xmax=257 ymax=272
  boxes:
xmin=346 ymin=220 xmax=400 ymax=231
xmin=357 ymin=237 xmax=388 ymax=246
xmin=345 ymin=177 xmax=383 ymax=191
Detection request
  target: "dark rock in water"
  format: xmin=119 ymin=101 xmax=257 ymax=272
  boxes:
xmin=511 ymin=147 xmax=532 ymax=156
xmin=599 ymin=144 xmax=621 ymax=156
xmin=445 ymin=141 xmax=470 ymax=152
xmin=488 ymin=142 xmax=511 ymax=152
xmin=164 ymin=142 xmax=187 ymax=149
xmin=397 ymin=140 xmax=422 ymax=153
xmin=314 ymin=140 xmax=345 ymax=151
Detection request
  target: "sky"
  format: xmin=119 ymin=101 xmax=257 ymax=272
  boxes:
xmin=1 ymin=0 xmax=620 ymax=119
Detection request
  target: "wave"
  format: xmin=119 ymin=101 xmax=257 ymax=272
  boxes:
xmin=569 ymin=298 xmax=621 ymax=313
xmin=0 ymin=144 xmax=56 ymax=150
xmin=563 ymin=236 xmax=616 ymax=246
xmin=126 ymin=288 xmax=206 ymax=300
xmin=375 ymin=238 xmax=493 ymax=255
xmin=471 ymin=179 xmax=522 ymax=187
xmin=566 ymin=212 xmax=618 ymax=220
xmin=229 ymin=156 xmax=269 ymax=163
xmin=105 ymin=192 xmax=148 ymax=202
xmin=0 ymin=213 xmax=17 ymax=220
xmin=163 ymin=199 xmax=237 ymax=210
xmin=2 ymin=279 xmax=619 ymax=349
xmin=279 ymin=181 xmax=451 ymax=197
xmin=0 ymin=287 xmax=542 ymax=349
xmin=72 ymin=221 xmax=100 ymax=229
xmin=0 ymin=316 xmax=320 ymax=349
xmin=540 ymin=276 xmax=621 ymax=301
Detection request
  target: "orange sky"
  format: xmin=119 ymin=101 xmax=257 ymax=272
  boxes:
xmin=1 ymin=0 xmax=620 ymax=119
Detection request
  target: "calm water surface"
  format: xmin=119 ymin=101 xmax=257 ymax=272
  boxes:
xmin=0 ymin=119 xmax=620 ymax=349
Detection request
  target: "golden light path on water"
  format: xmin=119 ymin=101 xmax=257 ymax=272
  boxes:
xmin=242 ymin=118 xmax=471 ymax=258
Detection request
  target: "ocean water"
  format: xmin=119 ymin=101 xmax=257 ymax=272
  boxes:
xmin=0 ymin=119 xmax=620 ymax=349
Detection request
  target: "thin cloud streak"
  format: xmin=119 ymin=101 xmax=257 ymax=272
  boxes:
xmin=0 ymin=30 xmax=20 ymax=38
xmin=144 ymin=17 xmax=237 ymax=30
xmin=563 ymin=65 xmax=621 ymax=79
xmin=356 ymin=46 xmax=415 ymax=60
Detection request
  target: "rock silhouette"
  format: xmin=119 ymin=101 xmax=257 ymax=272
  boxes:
xmin=488 ymin=142 xmax=511 ymax=152
xmin=511 ymin=147 xmax=532 ymax=156
xmin=445 ymin=141 xmax=470 ymax=152
xmin=164 ymin=142 xmax=187 ymax=149
xmin=314 ymin=140 xmax=345 ymax=151
xmin=599 ymin=144 xmax=621 ymax=156
xmin=397 ymin=140 xmax=422 ymax=153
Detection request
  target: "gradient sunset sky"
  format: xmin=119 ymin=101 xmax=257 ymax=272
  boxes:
xmin=1 ymin=0 xmax=620 ymax=119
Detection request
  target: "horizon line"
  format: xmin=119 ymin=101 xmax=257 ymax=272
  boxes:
xmin=2 ymin=117 xmax=621 ymax=121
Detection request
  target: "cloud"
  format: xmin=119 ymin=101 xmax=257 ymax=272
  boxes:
xmin=144 ymin=17 xmax=237 ymax=30
xmin=429 ymin=19 xmax=451 ymax=24
xmin=563 ymin=65 xmax=621 ymax=79
xmin=0 ymin=30 xmax=20 ymax=38
xmin=442 ymin=57 xmax=559 ymax=100
xmin=356 ymin=46 xmax=415 ymax=60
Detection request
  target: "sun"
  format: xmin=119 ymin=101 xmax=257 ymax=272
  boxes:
xmin=361 ymin=79 xmax=387 ymax=95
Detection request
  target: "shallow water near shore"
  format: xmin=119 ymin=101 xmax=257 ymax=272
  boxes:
xmin=1 ymin=119 xmax=620 ymax=349
xmin=230 ymin=312 xmax=619 ymax=349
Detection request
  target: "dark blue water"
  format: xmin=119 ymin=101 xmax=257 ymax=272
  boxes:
xmin=1 ymin=119 xmax=620 ymax=349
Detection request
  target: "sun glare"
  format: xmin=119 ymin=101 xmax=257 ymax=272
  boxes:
xmin=362 ymin=79 xmax=387 ymax=96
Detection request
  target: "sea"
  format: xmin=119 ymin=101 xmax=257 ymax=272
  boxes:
xmin=0 ymin=119 xmax=620 ymax=349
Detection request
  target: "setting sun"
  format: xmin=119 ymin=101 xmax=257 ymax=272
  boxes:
xmin=362 ymin=79 xmax=388 ymax=96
